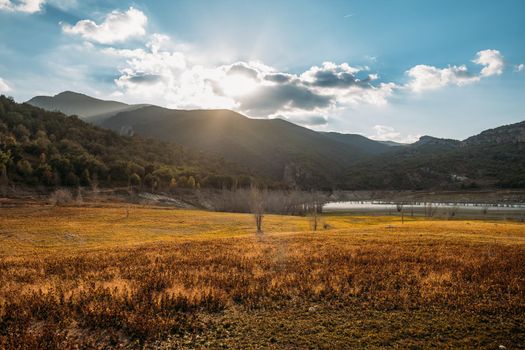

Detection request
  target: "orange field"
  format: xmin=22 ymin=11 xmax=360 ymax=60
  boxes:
xmin=0 ymin=206 xmax=524 ymax=349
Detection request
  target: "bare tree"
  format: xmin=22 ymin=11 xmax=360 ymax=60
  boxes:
xmin=424 ymin=202 xmax=437 ymax=218
xmin=250 ymin=186 xmax=265 ymax=234
xmin=49 ymin=189 xmax=74 ymax=206
xmin=396 ymin=203 xmax=404 ymax=224
xmin=308 ymin=191 xmax=323 ymax=231
xmin=448 ymin=205 xmax=458 ymax=219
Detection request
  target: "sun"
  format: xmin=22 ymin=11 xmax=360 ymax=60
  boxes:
xmin=220 ymin=74 xmax=258 ymax=96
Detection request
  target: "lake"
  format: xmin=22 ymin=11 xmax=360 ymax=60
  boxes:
xmin=323 ymin=201 xmax=525 ymax=220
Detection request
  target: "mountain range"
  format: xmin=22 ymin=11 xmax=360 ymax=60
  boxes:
xmin=27 ymin=91 xmax=147 ymax=123
xmin=25 ymin=91 xmax=525 ymax=190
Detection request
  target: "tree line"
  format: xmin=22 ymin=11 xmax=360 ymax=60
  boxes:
xmin=0 ymin=95 xmax=265 ymax=192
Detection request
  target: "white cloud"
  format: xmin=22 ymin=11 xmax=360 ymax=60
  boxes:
xmin=300 ymin=62 xmax=361 ymax=87
xmin=0 ymin=0 xmax=45 ymax=13
xmin=473 ymin=49 xmax=504 ymax=77
xmin=79 ymin=30 xmax=510 ymax=129
xmin=406 ymin=49 xmax=506 ymax=92
xmin=62 ymin=7 xmax=147 ymax=44
xmin=369 ymin=125 xmax=420 ymax=143
xmin=0 ymin=77 xmax=10 ymax=93
xmin=515 ymin=64 xmax=524 ymax=72
xmin=406 ymin=64 xmax=479 ymax=92
xmin=105 ymin=35 xmax=397 ymax=121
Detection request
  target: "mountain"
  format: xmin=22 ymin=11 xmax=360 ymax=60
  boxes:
xmin=464 ymin=120 xmax=525 ymax=145
xmin=99 ymin=105 xmax=393 ymax=188
xmin=0 ymin=95 xmax=248 ymax=191
xmin=26 ymin=91 xmax=395 ymax=188
xmin=26 ymin=91 xmax=145 ymax=122
xmin=344 ymin=122 xmax=525 ymax=190
xmin=23 ymin=91 xmax=525 ymax=191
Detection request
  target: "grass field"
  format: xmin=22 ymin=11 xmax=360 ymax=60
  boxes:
xmin=0 ymin=205 xmax=524 ymax=349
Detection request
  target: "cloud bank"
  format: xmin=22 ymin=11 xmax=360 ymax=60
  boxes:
xmin=406 ymin=49 xmax=505 ymax=92
xmin=0 ymin=0 xmax=45 ymax=13
xmin=105 ymin=34 xmax=397 ymax=122
xmin=62 ymin=7 xmax=147 ymax=44
xmin=55 ymin=7 xmax=519 ymax=133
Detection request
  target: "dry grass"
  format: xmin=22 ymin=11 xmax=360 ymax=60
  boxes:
xmin=0 ymin=206 xmax=524 ymax=349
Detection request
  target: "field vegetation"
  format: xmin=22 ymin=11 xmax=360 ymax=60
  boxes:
xmin=0 ymin=206 xmax=524 ymax=349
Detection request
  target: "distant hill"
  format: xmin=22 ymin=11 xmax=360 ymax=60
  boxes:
xmin=464 ymin=120 xmax=525 ymax=145
xmin=99 ymin=105 xmax=393 ymax=188
xmin=344 ymin=122 xmax=525 ymax=190
xmin=26 ymin=91 xmax=146 ymax=122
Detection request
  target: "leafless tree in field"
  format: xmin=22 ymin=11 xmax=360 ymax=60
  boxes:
xmin=250 ymin=186 xmax=265 ymax=234
xmin=396 ymin=203 xmax=404 ymax=224
xmin=424 ymin=202 xmax=437 ymax=217
xmin=49 ymin=189 xmax=73 ymax=206
xmin=448 ymin=205 xmax=458 ymax=219
xmin=308 ymin=191 xmax=323 ymax=231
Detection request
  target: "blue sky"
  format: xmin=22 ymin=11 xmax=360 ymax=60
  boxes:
xmin=0 ymin=0 xmax=524 ymax=142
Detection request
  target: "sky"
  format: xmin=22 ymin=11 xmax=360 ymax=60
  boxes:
xmin=0 ymin=0 xmax=524 ymax=142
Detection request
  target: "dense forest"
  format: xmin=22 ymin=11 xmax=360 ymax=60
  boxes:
xmin=343 ymin=133 xmax=525 ymax=190
xmin=0 ymin=96 xmax=258 ymax=192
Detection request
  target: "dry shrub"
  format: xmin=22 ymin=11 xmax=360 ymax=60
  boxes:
xmin=1 ymin=233 xmax=524 ymax=348
xmin=48 ymin=189 xmax=73 ymax=206
xmin=202 ymin=188 xmax=328 ymax=215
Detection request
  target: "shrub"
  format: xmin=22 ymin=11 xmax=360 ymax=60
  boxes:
xmin=49 ymin=189 xmax=74 ymax=206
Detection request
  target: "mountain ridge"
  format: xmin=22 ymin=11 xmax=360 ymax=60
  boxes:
xmin=100 ymin=104 xmax=387 ymax=187
xmin=26 ymin=91 xmax=147 ymax=122
xmin=23 ymin=91 xmax=525 ymax=190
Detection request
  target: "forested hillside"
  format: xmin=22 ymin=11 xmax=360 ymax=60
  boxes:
xmin=0 ymin=96 xmax=255 ymax=191
xmin=99 ymin=105 xmax=393 ymax=189
xmin=11 ymin=90 xmax=525 ymax=192
xmin=344 ymin=126 xmax=525 ymax=190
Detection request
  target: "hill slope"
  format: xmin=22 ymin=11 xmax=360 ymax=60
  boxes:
xmin=344 ymin=121 xmax=525 ymax=190
xmin=99 ymin=105 xmax=392 ymax=188
xmin=0 ymin=95 xmax=248 ymax=191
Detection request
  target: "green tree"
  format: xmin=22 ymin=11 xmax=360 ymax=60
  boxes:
xmin=0 ymin=150 xmax=11 ymax=167
xmin=65 ymin=171 xmax=79 ymax=186
xmin=143 ymin=173 xmax=159 ymax=191
xmin=187 ymin=176 xmax=196 ymax=188
xmin=0 ymin=164 xmax=8 ymax=185
xmin=153 ymin=166 xmax=175 ymax=188
xmin=14 ymin=124 xmax=30 ymax=140
xmin=0 ymin=100 xmax=5 ymax=117
xmin=35 ymin=164 xmax=55 ymax=186
xmin=129 ymin=173 xmax=141 ymax=188
xmin=16 ymin=159 xmax=33 ymax=177
xmin=80 ymin=169 xmax=91 ymax=187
